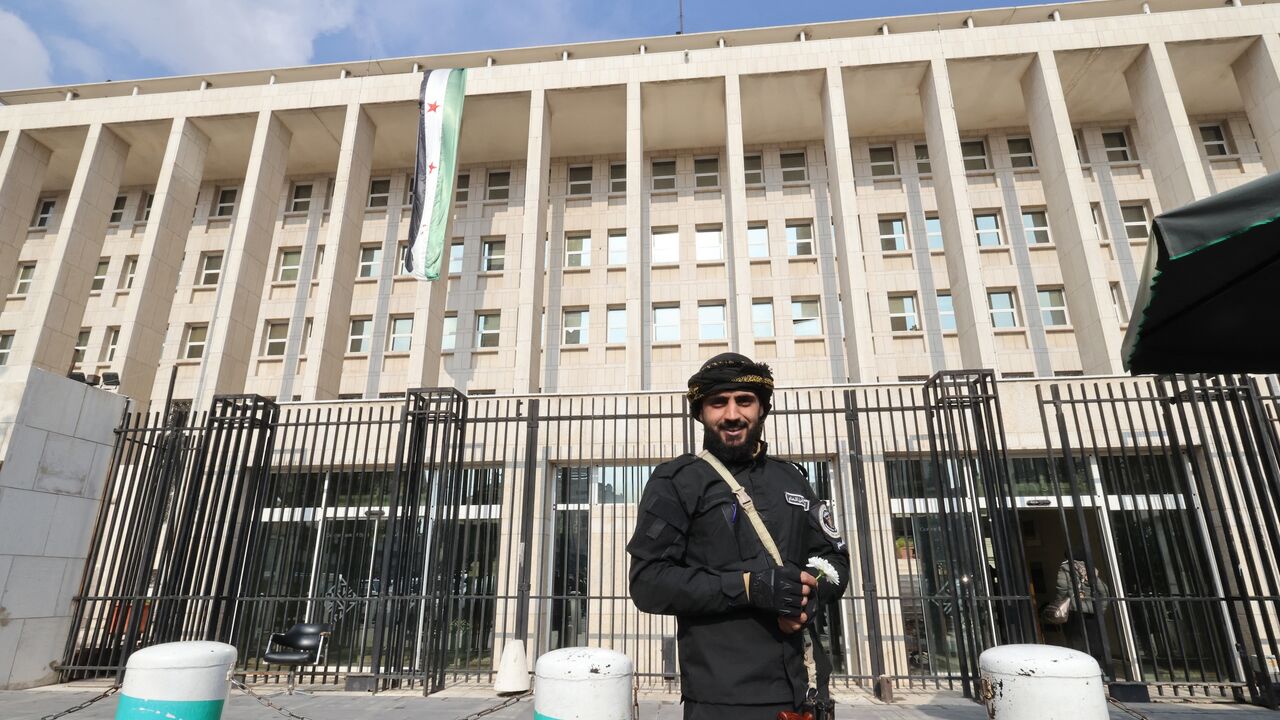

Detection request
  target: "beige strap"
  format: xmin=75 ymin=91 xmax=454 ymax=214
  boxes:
xmin=697 ymin=450 xmax=819 ymax=693
xmin=698 ymin=450 xmax=783 ymax=567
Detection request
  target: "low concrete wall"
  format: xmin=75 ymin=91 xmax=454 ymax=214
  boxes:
xmin=0 ymin=366 xmax=127 ymax=689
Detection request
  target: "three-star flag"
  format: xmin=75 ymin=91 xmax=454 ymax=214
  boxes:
xmin=405 ymin=69 xmax=467 ymax=281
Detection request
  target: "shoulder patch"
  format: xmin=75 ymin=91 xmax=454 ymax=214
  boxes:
xmin=784 ymin=491 xmax=810 ymax=511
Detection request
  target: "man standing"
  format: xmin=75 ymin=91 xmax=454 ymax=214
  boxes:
xmin=628 ymin=353 xmax=851 ymax=720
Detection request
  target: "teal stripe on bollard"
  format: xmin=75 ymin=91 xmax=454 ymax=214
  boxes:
xmin=115 ymin=694 xmax=225 ymax=719
xmin=533 ymin=712 xmax=562 ymax=720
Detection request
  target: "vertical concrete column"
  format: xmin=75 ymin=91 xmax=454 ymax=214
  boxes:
xmin=276 ymin=178 xmax=328 ymax=402
xmin=0 ymin=131 xmax=51 ymax=317
xmin=919 ymin=59 xmax=999 ymax=370
xmin=194 ymin=111 xmax=292 ymax=407
xmin=512 ymin=89 xmax=551 ymax=394
xmin=14 ymin=124 xmax=129 ymax=373
xmin=1232 ymin=34 xmax=1280 ymax=173
xmin=301 ymin=104 xmax=376 ymax=399
xmin=1022 ymin=51 xmax=1124 ymax=375
xmin=821 ymin=67 xmax=878 ymax=382
xmin=723 ymin=74 xmax=753 ymax=357
xmin=406 ymin=228 xmax=452 ymax=389
xmin=1123 ymin=42 xmax=1211 ymax=210
xmin=624 ymin=81 xmax=647 ymax=391
xmin=115 ymin=117 xmax=209 ymax=404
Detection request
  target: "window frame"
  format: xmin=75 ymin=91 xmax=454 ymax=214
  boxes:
xmin=109 ymin=195 xmax=127 ymax=224
xmin=607 ymin=231 xmax=627 ymax=265
xmin=120 ymin=255 xmax=138 ymax=290
xmin=211 ymin=186 xmax=238 ymax=218
xmin=988 ymin=290 xmax=1021 ymax=329
xmin=357 ymin=245 xmax=382 ymax=278
xmin=289 ymin=182 xmax=313 ymax=213
xmin=263 ymin=320 xmax=289 ymax=357
xmin=1199 ymin=123 xmax=1231 ymax=157
xmin=1102 ymin=130 xmax=1133 ymax=163
xmin=937 ymin=292 xmax=956 ymax=332
xmin=785 ymin=221 xmax=814 ymax=257
xmin=442 ymin=314 xmax=458 ymax=351
xmin=791 ymin=298 xmax=821 ymax=337
xmin=751 ymin=300 xmax=774 ymax=338
xmin=974 ymin=212 xmax=1003 ymax=247
xmin=743 ymin=154 xmax=764 ymax=186
xmin=447 ymin=241 xmax=464 ymax=275
xmin=869 ymin=145 xmax=898 ymax=177
xmin=961 ymin=139 xmax=989 ymax=171
xmin=694 ymin=226 xmax=723 ymax=262
xmin=198 ymin=252 xmax=223 ymax=286
xmin=651 ymin=228 xmax=679 ymax=264
xmin=606 ymin=307 xmax=627 ymax=344
xmin=914 ymin=144 xmax=931 ymax=175
xmin=388 ymin=315 xmax=414 ymax=352
xmin=1021 ymin=209 xmax=1052 ymax=245
xmin=366 ymin=177 xmax=392 ymax=209
xmin=651 ymin=159 xmax=676 ymax=191
xmin=486 ymin=170 xmax=511 ymax=201
xmin=652 ymin=305 xmax=681 ymax=343
xmin=698 ymin=303 xmax=727 ymax=341
xmin=747 ymin=223 xmax=769 ymax=259
xmin=1038 ymin=287 xmax=1069 ymax=327
xmin=608 ymin=162 xmax=626 ymax=194
xmin=90 ymin=259 xmax=110 ymax=292
xmin=455 ymin=173 xmax=470 ymax=203
xmin=693 ymin=156 xmax=720 ymax=189
xmin=475 ymin=312 xmax=501 ymax=348
xmin=31 ymin=198 xmax=56 ymax=229
xmin=73 ymin=328 xmax=91 ymax=365
xmin=565 ymin=233 xmax=591 ymax=268
xmin=276 ymin=248 xmax=303 ymax=283
xmin=567 ymin=164 xmax=593 ymax=196
xmin=878 ymin=216 xmax=908 ymax=252
xmin=14 ymin=262 xmax=35 ymax=295
xmin=779 ymin=151 xmax=808 ymax=183
xmin=348 ymin=317 xmax=372 ymax=354
xmin=0 ymin=332 xmax=12 ymax=366
xmin=888 ymin=293 xmax=921 ymax=333
xmin=563 ymin=308 xmax=589 ymax=345
xmin=482 ymin=238 xmax=506 ymax=272
xmin=925 ymin=215 xmax=944 ymax=251
xmin=1121 ymin=203 xmax=1150 ymax=240
xmin=1007 ymin=136 xmax=1036 ymax=168
xmin=182 ymin=324 xmax=208 ymax=360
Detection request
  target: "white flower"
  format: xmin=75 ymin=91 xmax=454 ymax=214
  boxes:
xmin=807 ymin=556 xmax=840 ymax=585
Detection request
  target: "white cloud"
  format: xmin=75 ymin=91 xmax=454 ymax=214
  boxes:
xmin=56 ymin=0 xmax=359 ymax=76
xmin=47 ymin=35 xmax=107 ymax=84
xmin=0 ymin=10 xmax=53 ymax=90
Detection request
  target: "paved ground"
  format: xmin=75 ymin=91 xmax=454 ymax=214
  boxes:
xmin=3 ymin=683 xmax=1277 ymax=720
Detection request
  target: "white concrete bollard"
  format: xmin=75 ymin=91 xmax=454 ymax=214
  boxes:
xmin=534 ymin=647 xmax=633 ymax=720
xmin=115 ymin=641 xmax=237 ymax=720
xmin=979 ymin=644 xmax=1107 ymax=720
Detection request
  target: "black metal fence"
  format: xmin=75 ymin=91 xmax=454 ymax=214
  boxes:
xmin=59 ymin=372 xmax=1280 ymax=705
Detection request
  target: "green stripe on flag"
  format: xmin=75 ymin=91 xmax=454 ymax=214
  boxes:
xmin=423 ymin=68 xmax=467 ymax=281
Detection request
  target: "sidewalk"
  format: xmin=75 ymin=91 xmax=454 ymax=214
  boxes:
xmin=2 ymin=683 xmax=1275 ymax=720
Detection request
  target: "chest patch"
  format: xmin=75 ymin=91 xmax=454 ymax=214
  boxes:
xmin=784 ymin=491 xmax=810 ymax=511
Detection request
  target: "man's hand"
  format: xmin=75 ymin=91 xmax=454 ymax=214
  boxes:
xmin=777 ymin=572 xmax=820 ymax=633
xmin=746 ymin=564 xmax=809 ymax=617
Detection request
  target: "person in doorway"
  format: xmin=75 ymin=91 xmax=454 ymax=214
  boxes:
xmin=1055 ymin=549 xmax=1110 ymax=670
xmin=627 ymin=353 xmax=851 ymax=720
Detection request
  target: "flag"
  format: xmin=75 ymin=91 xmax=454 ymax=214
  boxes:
xmin=406 ymin=68 xmax=467 ymax=281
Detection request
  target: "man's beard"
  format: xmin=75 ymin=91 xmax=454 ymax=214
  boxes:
xmin=702 ymin=418 xmax=765 ymax=466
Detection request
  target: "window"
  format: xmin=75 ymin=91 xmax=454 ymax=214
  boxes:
xmin=14 ymin=263 xmax=34 ymax=295
xmin=482 ymin=238 xmax=505 ymax=271
xmin=609 ymin=162 xmax=626 ymax=193
xmin=1121 ymin=204 xmax=1150 ymax=240
xmin=961 ymin=139 xmax=989 ymax=171
xmin=695 ymin=226 xmax=722 ymax=262
xmin=752 ymin=301 xmax=774 ymax=338
xmin=744 ymin=154 xmax=763 ymax=185
xmin=31 ymin=198 xmax=56 ymax=228
xmin=925 ymin=216 xmax=944 ymax=251
xmin=988 ymin=290 xmax=1020 ymax=328
xmin=276 ymin=249 xmax=302 ymax=282
xmin=263 ymin=321 xmax=288 ymax=356
xmin=324 ymin=181 xmax=335 ymax=211
xmin=1110 ymin=282 xmax=1128 ymax=323
xmin=288 ymin=183 xmax=313 ymax=213
xmin=199 ymin=253 xmax=222 ymax=286
xmin=358 ymin=245 xmax=382 ymax=278
xmin=564 ymin=309 xmax=589 ymax=345
xmin=747 ymin=223 xmax=769 ymax=258
xmin=91 ymin=259 xmax=110 ymax=292
xmin=120 ymin=256 xmax=138 ymax=290
xmin=388 ymin=316 xmax=414 ymax=352
xmin=888 ymin=294 xmax=920 ymax=332
xmin=914 ymin=144 xmax=931 ymax=175
xmin=442 ymin=315 xmax=458 ymax=351
xmin=448 ymin=241 xmax=464 ymax=274
xmin=869 ymin=145 xmax=898 ymax=177
xmin=1007 ymin=137 xmax=1035 ymax=168
xmin=139 ymin=193 xmax=154 ymax=223
xmin=299 ymin=317 xmax=313 ymax=356
xmin=1022 ymin=210 xmax=1051 ymax=245
xmin=109 ymin=195 xmax=127 ymax=224
xmin=609 ymin=304 xmax=629 ymax=345
xmin=486 ymin=170 xmax=511 ymax=201
xmin=694 ymin=157 xmax=720 ymax=188
xmin=1199 ymin=124 xmax=1230 ymax=157
xmin=1038 ymin=287 xmax=1069 ymax=327
xmin=73 ymin=329 xmax=90 ymax=365
xmin=652 ymin=228 xmax=679 ymax=264
xmin=653 ymin=306 xmax=680 ymax=342
xmin=1074 ymin=130 xmax=1089 ymax=165
xmin=182 ymin=324 xmax=207 ymax=360
xmin=786 ymin=221 xmax=814 ymax=256
xmin=974 ymin=212 xmax=1002 ymax=247
xmin=568 ymin=165 xmax=592 ymax=196
xmin=366 ymin=177 xmax=391 ymax=208
xmin=780 ymin=151 xmax=807 ymax=182
xmin=608 ymin=231 xmax=627 ymax=265
xmin=878 ymin=216 xmax=908 ymax=252
xmin=1091 ymin=203 xmax=1107 ymax=241
xmin=698 ymin=304 xmax=726 ymax=341
xmin=652 ymin=159 xmax=676 ymax=191
xmin=937 ymin=292 xmax=956 ymax=332
xmin=348 ymin=318 xmax=371 ymax=353
xmin=0 ymin=333 xmax=11 ymax=366
xmin=476 ymin=312 xmax=500 ymax=348
xmin=792 ymin=299 xmax=821 ymax=337
xmin=1102 ymin=130 xmax=1132 ymax=162
xmin=565 ymin=234 xmax=590 ymax=268
xmin=455 ymin=173 xmax=470 ymax=203
xmin=212 ymin=187 xmax=237 ymax=217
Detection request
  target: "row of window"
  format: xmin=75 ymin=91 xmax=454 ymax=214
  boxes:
xmin=875 ymin=203 xmax=1150 ymax=252
xmin=888 ymin=283 xmax=1129 ymax=333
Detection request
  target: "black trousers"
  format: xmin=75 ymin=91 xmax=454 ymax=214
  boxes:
xmin=684 ymin=699 xmax=798 ymax=720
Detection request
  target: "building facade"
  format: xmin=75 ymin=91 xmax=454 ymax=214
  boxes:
xmin=4 ymin=0 xmax=1280 ymax=701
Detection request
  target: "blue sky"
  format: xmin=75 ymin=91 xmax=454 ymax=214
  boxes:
xmin=0 ymin=0 xmax=1041 ymax=92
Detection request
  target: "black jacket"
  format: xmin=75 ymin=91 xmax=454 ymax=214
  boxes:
xmin=626 ymin=448 xmax=851 ymax=706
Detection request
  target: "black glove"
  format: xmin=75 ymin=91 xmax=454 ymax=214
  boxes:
xmin=747 ymin=563 xmax=807 ymax=618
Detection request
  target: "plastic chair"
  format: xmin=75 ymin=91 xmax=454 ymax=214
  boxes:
xmin=262 ymin=622 xmax=332 ymax=695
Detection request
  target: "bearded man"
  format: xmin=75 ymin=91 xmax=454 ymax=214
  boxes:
xmin=627 ymin=353 xmax=850 ymax=720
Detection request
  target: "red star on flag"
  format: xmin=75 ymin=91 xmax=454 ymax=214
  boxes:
xmin=428 ymin=162 xmax=437 ymax=173
xmin=426 ymin=102 xmax=440 ymax=113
